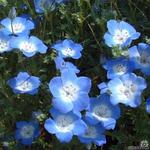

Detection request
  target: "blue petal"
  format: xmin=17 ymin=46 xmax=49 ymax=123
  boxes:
xmin=101 ymin=118 xmax=116 ymax=130
xmin=73 ymin=120 xmax=87 ymax=135
xmin=30 ymin=36 xmax=47 ymax=53
xmin=109 ymin=95 xmax=120 ymax=105
xmin=26 ymin=20 xmax=35 ymax=30
xmin=10 ymin=36 xmax=28 ymax=49
xmin=77 ymin=77 xmax=91 ymax=93
xmin=27 ymin=89 xmax=38 ymax=95
xmin=1 ymin=18 xmax=11 ymax=28
xmin=52 ymin=42 xmax=63 ymax=52
xmin=135 ymin=76 xmax=147 ymax=91
xmin=49 ymin=77 xmax=63 ymax=97
xmin=78 ymin=136 xmax=92 ymax=144
xmin=56 ymin=131 xmax=73 ymax=143
xmin=72 ymin=50 xmax=81 ymax=59
xmin=128 ymin=94 xmax=141 ymax=108
xmin=141 ymin=67 xmax=150 ymax=76
xmin=107 ymin=20 xmax=119 ymax=35
xmin=16 ymin=121 xmax=27 ymax=128
xmin=94 ymin=135 xmax=106 ymax=146
xmin=131 ymin=32 xmax=140 ymax=40
xmin=119 ymin=21 xmax=136 ymax=34
xmin=21 ymin=138 xmax=33 ymax=145
xmin=61 ymin=69 xmax=78 ymax=85
xmin=73 ymin=92 xmax=90 ymax=111
xmin=107 ymin=78 xmax=123 ymax=94
xmin=104 ymin=32 xmax=115 ymax=47
xmin=52 ymin=97 xmax=73 ymax=113
xmin=44 ymin=118 xmax=58 ymax=134
xmin=85 ymin=112 xmax=99 ymax=125
xmin=129 ymin=46 xmax=139 ymax=58
xmin=15 ymin=129 xmax=22 ymax=140
xmin=7 ymin=78 xmax=16 ymax=89
xmin=98 ymin=82 xmax=108 ymax=94
xmin=138 ymin=43 xmax=149 ymax=50
xmin=29 ymin=76 xmax=41 ymax=89
xmin=49 ymin=107 xmax=80 ymax=121
xmin=73 ymin=43 xmax=83 ymax=52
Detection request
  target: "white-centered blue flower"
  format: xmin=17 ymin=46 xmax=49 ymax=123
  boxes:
xmin=54 ymin=56 xmax=80 ymax=73
xmin=52 ymin=39 xmax=83 ymax=59
xmin=0 ymin=17 xmax=34 ymax=36
xmin=104 ymin=20 xmax=140 ymax=48
xmin=7 ymin=72 xmax=41 ymax=95
xmin=44 ymin=108 xmax=87 ymax=143
xmin=103 ymin=57 xmax=135 ymax=79
xmin=86 ymin=94 xmax=120 ymax=130
xmin=0 ymin=31 xmax=12 ymax=53
xmin=10 ymin=36 xmax=47 ymax=57
xmin=49 ymin=69 xmax=91 ymax=113
xmin=15 ymin=121 xmax=40 ymax=145
xmin=78 ymin=115 xmax=106 ymax=146
xmin=108 ymin=73 xmax=147 ymax=107
xmin=129 ymin=43 xmax=150 ymax=75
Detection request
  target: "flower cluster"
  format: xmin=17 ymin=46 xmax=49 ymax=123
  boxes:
xmin=0 ymin=10 xmax=47 ymax=57
xmin=44 ymin=39 xmax=121 ymax=148
xmin=3 ymin=4 xmax=150 ymax=149
xmin=102 ymin=19 xmax=148 ymax=110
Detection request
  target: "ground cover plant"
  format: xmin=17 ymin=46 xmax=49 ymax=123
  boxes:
xmin=0 ymin=0 xmax=150 ymax=149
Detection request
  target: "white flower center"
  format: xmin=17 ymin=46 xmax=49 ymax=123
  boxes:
xmin=56 ymin=115 xmax=74 ymax=132
xmin=116 ymin=81 xmax=137 ymax=99
xmin=83 ymin=125 xmax=97 ymax=138
xmin=20 ymin=125 xmax=35 ymax=139
xmin=61 ymin=47 xmax=75 ymax=57
xmin=0 ymin=39 xmax=9 ymax=52
xmin=20 ymin=41 xmax=37 ymax=53
xmin=93 ymin=104 xmax=112 ymax=118
xmin=113 ymin=64 xmax=127 ymax=75
xmin=113 ymin=29 xmax=130 ymax=45
xmin=59 ymin=82 xmax=79 ymax=102
xmin=11 ymin=22 xmax=25 ymax=34
xmin=16 ymin=80 xmax=33 ymax=92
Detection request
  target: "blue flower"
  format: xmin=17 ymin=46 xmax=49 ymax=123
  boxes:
xmin=129 ymin=43 xmax=150 ymax=75
xmin=54 ymin=56 xmax=80 ymax=73
xmin=146 ymin=98 xmax=150 ymax=114
xmin=34 ymin=0 xmax=65 ymax=13
xmin=108 ymin=73 xmax=147 ymax=107
xmin=15 ymin=121 xmax=40 ymax=145
xmin=86 ymin=94 xmax=120 ymax=130
xmin=7 ymin=72 xmax=41 ymax=95
xmin=49 ymin=69 xmax=91 ymax=113
xmin=10 ymin=36 xmax=47 ymax=57
xmin=44 ymin=108 xmax=87 ymax=143
xmin=103 ymin=57 xmax=135 ymax=79
xmin=104 ymin=20 xmax=140 ymax=48
xmin=52 ymin=39 xmax=83 ymax=59
xmin=0 ymin=31 xmax=12 ymax=53
xmin=0 ymin=17 xmax=34 ymax=36
xmin=78 ymin=115 xmax=106 ymax=146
